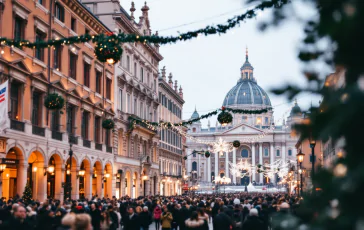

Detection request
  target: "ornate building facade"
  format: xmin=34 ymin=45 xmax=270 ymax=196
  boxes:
xmin=81 ymin=0 xmax=163 ymax=197
xmin=0 ymin=0 xmax=115 ymax=201
xmin=158 ymin=67 xmax=185 ymax=196
xmin=186 ymin=51 xmax=302 ymax=186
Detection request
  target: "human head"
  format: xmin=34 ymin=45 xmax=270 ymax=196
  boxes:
xmin=13 ymin=205 xmax=26 ymax=221
xmin=279 ymin=202 xmax=290 ymax=212
xmin=190 ymin=211 xmax=198 ymax=221
xmin=128 ymin=207 xmax=134 ymax=215
xmin=90 ymin=203 xmax=95 ymax=210
xmin=62 ymin=213 xmax=76 ymax=227
xmin=143 ymin=206 xmax=148 ymax=212
xmin=249 ymin=208 xmax=259 ymax=217
xmin=72 ymin=214 xmax=92 ymax=230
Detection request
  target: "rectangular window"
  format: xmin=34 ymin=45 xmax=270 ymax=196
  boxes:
xmin=54 ymin=3 xmax=64 ymax=22
xmin=126 ymin=55 xmax=130 ymax=71
xmin=134 ymin=63 xmax=137 ymax=77
xmin=66 ymin=105 xmax=75 ymax=135
xmin=94 ymin=116 xmax=101 ymax=143
xmin=81 ymin=111 xmax=89 ymax=139
xmin=10 ymin=82 xmax=20 ymax=120
xmin=106 ymin=78 xmax=111 ymax=99
xmin=51 ymin=111 xmax=60 ymax=131
xmin=54 ymin=46 xmax=62 ymax=70
xmin=71 ymin=17 xmax=76 ymax=32
xmin=69 ymin=52 xmax=77 ymax=79
xmin=38 ymin=0 xmax=43 ymax=5
xmin=127 ymin=94 xmax=131 ymax=113
xmin=134 ymin=98 xmax=137 ymax=115
xmin=14 ymin=17 xmax=25 ymax=41
xmin=140 ymin=67 xmax=144 ymax=82
xmin=276 ymin=149 xmax=280 ymax=157
xmin=32 ymin=92 xmax=41 ymax=126
xmin=35 ymin=31 xmax=45 ymax=61
xmin=95 ymin=71 xmax=102 ymax=94
xmin=154 ymin=79 xmax=156 ymax=91
xmin=140 ymin=102 xmax=143 ymax=118
xmin=288 ymin=149 xmax=292 ymax=156
xmin=105 ymin=130 xmax=110 ymax=146
xmin=265 ymin=117 xmax=269 ymax=125
xmin=118 ymin=89 xmax=122 ymax=111
xmin=85 ymin=28 xmax=90 ymax=35
xmin=83 ymin=62 xmax=90 ymax=87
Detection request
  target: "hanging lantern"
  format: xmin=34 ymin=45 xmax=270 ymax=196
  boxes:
xmin=205 ymin=151 xmax=211 ymax=158
xmin=232 ymin=140 xmax=240 ymax=148
xmin=44 ymin=93 xmax=65 ymax=110
xmin=217 ymin=107 xmax=233 ymax=126
xmin=94 ymin=32 xmax=123 ymax=64
xmin=102 ymin=119 xmax=115 ymax=129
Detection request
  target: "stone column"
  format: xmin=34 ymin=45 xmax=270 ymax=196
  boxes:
xmin=85 ymin=170 xmax=93 ymax=200
xmin=187 ymin=150 xmax=191 ymax=173
xmin=71 ymin=166 xmax=79 ymax=200
xmin=17 ymin=163 xmax=28 ymax=196
xmin=252 ymin=143 xmax=256 ymax=182
xmin=225 ymin=152 xmax=229 ymax=179
xmin=55 ymin=165 xmax=65 ymax=203
xmin=145 ymin=178 xmax=150 ymax=196
xmin=270 ymin=143 xmax=275 ymax=184
xmin=97 ymin=172 xmax=103 ymax=197
xmin=214 ymin=154 xmax=218 ymax=178
xmin=233 ymin=148 xmax=237 ymax=184
xmin=207 ymin=156 xmax=211 ymax=182
xmin=259 ymin=143 xmax=263 ymax=183
xmin=282 ymin=144 xmax=286 ymax=164
xmin=36 ymin=161 xmax=47 ymax=201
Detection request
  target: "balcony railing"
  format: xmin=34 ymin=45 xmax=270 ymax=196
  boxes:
xmin=52 ymin=130 xmax=63 ymax=141
xmin=69 ymin=135 xmax=78 ymax=145
xmin=32 ymin=125 xmax=45 ymax=136
xmin=95 ymin=143 xmax=103 ymax=151
xmin=106 ymin=146 xmax=112 ymax=153
xmin=83 ymin=139 xmax=91 ymax=148
xmin=10 ymin=119 xmax=25 ymax=132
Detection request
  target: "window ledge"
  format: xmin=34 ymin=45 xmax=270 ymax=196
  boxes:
xmin=33 ymin=58 xmax=47 ymax=69
xmin=11 ymin=46 xmax=27 ymax=58
xmin=95 ymin=92 xmax=102 ymax=99
xmin=106 ymin=98 xmax=112 ymax=104
xmin=83 ymin=85 xmax=91 ymax=93
xmin=68 ymin=76 xmax=78 ymax=86
xmin=35 ymin=2 xmax=49 ymax=14
xmin=54 ymin=17 xmax=65 ymax=28
xmin=52 ymin=68 xmax=64 ymax=78
xmin=69 ymin=29 xmax=77 ymax=36
xmin=84 ymin=42 xmax=94 ymax=50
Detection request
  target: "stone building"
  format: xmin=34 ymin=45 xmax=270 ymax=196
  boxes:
xmin=158 ymin=67 xmax=185 ymax=196
xmin=81 ymin=0 xmax=163 ymax=197
xmin=186 ymin=50 xmax=301 ymax=186
xmin=0 ymin=0 xmax=115 ymax=201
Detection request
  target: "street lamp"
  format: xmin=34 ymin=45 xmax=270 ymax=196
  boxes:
xmin=0 ymin=160 xmax=6 ymax=174
xmin=297 ymin=150 xmax=305 ymax=196
xmin=309 ymin=136 xmax=316 ymax=194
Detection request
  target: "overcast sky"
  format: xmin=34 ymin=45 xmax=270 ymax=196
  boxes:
xmin=125 ymin=0 xmax=321 ymax=126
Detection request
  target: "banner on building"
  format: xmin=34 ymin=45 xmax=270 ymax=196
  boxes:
xmin=0 ymin=80 xmax=9 ymax=134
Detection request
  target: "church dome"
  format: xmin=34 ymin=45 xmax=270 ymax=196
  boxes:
xmin=191 ymin=107 xmax=200 ymax=119
xmin=222 ymin=49 xmax=272 ymax=108
xmin=290 ymin=100 xmax=302 ymax=116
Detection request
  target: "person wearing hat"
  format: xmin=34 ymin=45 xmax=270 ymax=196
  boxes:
xmin=139 ymin=206 xmax=152 ymax=230
xmin=241 ymin=208 xmax=265 ymax=230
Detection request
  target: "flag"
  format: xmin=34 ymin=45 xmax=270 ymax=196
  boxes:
xmin=0 ymin=80 xmax=9 ymax=133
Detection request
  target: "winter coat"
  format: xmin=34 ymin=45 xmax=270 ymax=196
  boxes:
xmin=242 ymin=216 xmax=265 ymax=230
xmin=153 ymin=207 xmax=162 ymax=220
xmin=139 ymin=211 xmax=152 ymax=228
xmin=90 ymin=208 xmax=102 ymax=230
xmin=161 ymin=212 xmax=173 ymax=228
xmin=2 ymin=217 xmax=34 ymax=230
xmin=213 ymin=212 xmax=232 ymax=230
xmin=123 ymin=213 xmax=140 ymax=230
xmin=185 ymin=218 xmax=205 ymax=230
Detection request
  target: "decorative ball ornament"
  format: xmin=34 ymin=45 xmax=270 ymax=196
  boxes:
xmin=44 ymin=93 xmax=64 ymax=110
xmin=102 ymin=119 xmax=115 ymax=130
xmin=205 ymin=151 xmax=211 ymax=158
xmin=94 ymin=32 xmax=123 ymax=64
xmin=183 ymin=156 xmax=187 ymax=160
xmin=217 ymin=110 xmax=233 ymax=127
xmin=233 ymin=140 xmax=241 ymax=148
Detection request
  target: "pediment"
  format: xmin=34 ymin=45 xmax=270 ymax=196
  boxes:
xmin=220 ymin=123 xmax=264 ymax=135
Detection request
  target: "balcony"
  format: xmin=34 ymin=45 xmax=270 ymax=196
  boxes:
xmin=83 ymin=139 xmax=91 ymax=148
xmin=32 ymin=125 xmax=45 ymax=137
xmin=69 ymin=135 xmax=78 ymax=145
xmin=106 ymin=146 xmax=112 ymax=153
xmin=95 ymin=143 xmax=103 ymax=151
xmin=52 ymin=130 xmax=63 ymax=141
xmin=10 ymin=119 xmax=25 ymax=132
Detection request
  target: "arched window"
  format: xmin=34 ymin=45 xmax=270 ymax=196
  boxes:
xmin=276 ymin=149 xmax=280 ymax=157
xmin=192 ymin=128 xmax=196 ymax=132
xmin=192 ymin=161 xmax=197 ymax=171
xmin=288 ymin=149 xmax=292 ymax=156
xmin=264 ymin=148 xmax=269 ymax=157
xmin=241 ymin=149 xmax=249 ymax=158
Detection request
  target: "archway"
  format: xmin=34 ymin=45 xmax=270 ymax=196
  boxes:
xmin=92 ymin=161 xmax=103 ymax=198
xmin=2 ymin=147 xmax=25 ymax=199
xmin=124 ymin=171 xmax=131 ymax=197
xmin=64 ymin=155 xmax=77 ymax=200
xmin=103 ymin=163 xmax=112 ymax=198
xmin=47 ymin=153 xmax=62 ymax=200
xmin=28 ymin=150 xmax=46 ymax=201
xmin=132 ymin=172 xmax=138 ymax=198
xmin=79 ymin=158 xmax=91 ymax=200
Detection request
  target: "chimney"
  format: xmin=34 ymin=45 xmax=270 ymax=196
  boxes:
xmin=168 ymin=73 xmax=173 ymax=87
xmin=161 ymin=66 xmax=166 ymax=81
xmin=130 ymin=1 xmax=136 ymax=20
xmin=174 ymin=80 xmax=178 ymax=92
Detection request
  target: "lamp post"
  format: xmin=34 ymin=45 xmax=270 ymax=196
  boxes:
xmin=297 ymin=150 xmax=305 ymax=196
xmin=68 ymin=142 xmax=73 ymax=200
xmin=309 ymin=137 xmax=316 ymax=194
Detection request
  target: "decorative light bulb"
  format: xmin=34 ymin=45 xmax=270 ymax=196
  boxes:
xmin=0 ymin=50 xmax=4 ymax=55
xmin=106 ymin=58 xmax=115 ymax=64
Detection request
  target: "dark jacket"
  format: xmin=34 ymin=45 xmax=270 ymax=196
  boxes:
xmin=90 ymin=208 xmax=101 ymax=230
xmin=259 ymin=209 xmax=270 ymax=230
xmin=242 ymin=216 xmax=265 ymax=230
xmin=213 ymin=212 xmax=232 ymax=230
xmin=179 ymin=206 xmax=190 ymax=230
xmin=139 ymin=211 xmax=152 ymax=228
xmin=2 ymin=217 xmax=34 ymax=230
xmin=123 ymin=213 xmax=140 ymax=230
xmin=109 ymin=210 xmax=119 ymax=230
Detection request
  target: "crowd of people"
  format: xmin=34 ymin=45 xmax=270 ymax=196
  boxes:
xmin=0 ymin=193 xmax=301 ymax=230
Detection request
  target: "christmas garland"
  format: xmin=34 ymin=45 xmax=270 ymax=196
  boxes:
xmin=0 ymin=0 xmax=287 ymax=63
xmin=183 ymin=150 xmax=210 ymax=160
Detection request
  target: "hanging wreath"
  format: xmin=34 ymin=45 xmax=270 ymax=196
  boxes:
xmin=102 ymin=119 xmax=115 ymax=130
xmin=44 ymin=93 xmax=64 ymax=110
xmin=233 ymin=140 xmax=241 ymax=148
xmin=257 ymin=164 xmax=262 ymax=168
xmin=94 ymin=32 xmax=123 ymax=64
xmin=183 ymin=156 xmax=187 ymax=160
xmin=205 ymin=151 xmax=211 ymax=158
xmin=217 ymin=107 xmax=233 ymax=126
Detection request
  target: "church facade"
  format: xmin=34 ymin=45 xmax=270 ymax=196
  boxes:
xmin=186 ymin=51 xmax=302 ymax=186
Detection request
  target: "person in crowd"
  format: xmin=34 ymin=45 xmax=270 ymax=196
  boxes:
xmin=2 ymin=205 xmax=33 ymax=230
xmin=72 ymin=214 xmax=93 ymax=230
xmin=153 ymin=205 xmax=162 ymax=230
xmin=113 ymin=206 xmax=122 ymax=230
xmin=139 ymin=206 xmax=152 ymax=230
xmin=123 ymin=207 xmax=139 ymax=230
xmin=57 ymin=213 xmax=76 ymax=230
xmin=197 ymin=208 xmax=209 ymax=230
xmin=161 ymin=206 xmax=173 ymax=230
xmin=213 ymin=206 xmax=233 ymax=230
xmin=90 ymin=203 xmax=101 ymax=230
xmin=107 ymin=205 xmax=119 ymax=230
xmin=231 ymin=204 xmax=243 ymax=230
xmin=241 ymin=208 xmax=265 ymax=230
xmin=100 ymin=211 xmax=111 ymax=230
xmin=185 ymin=211 xmax=205 ymax=230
